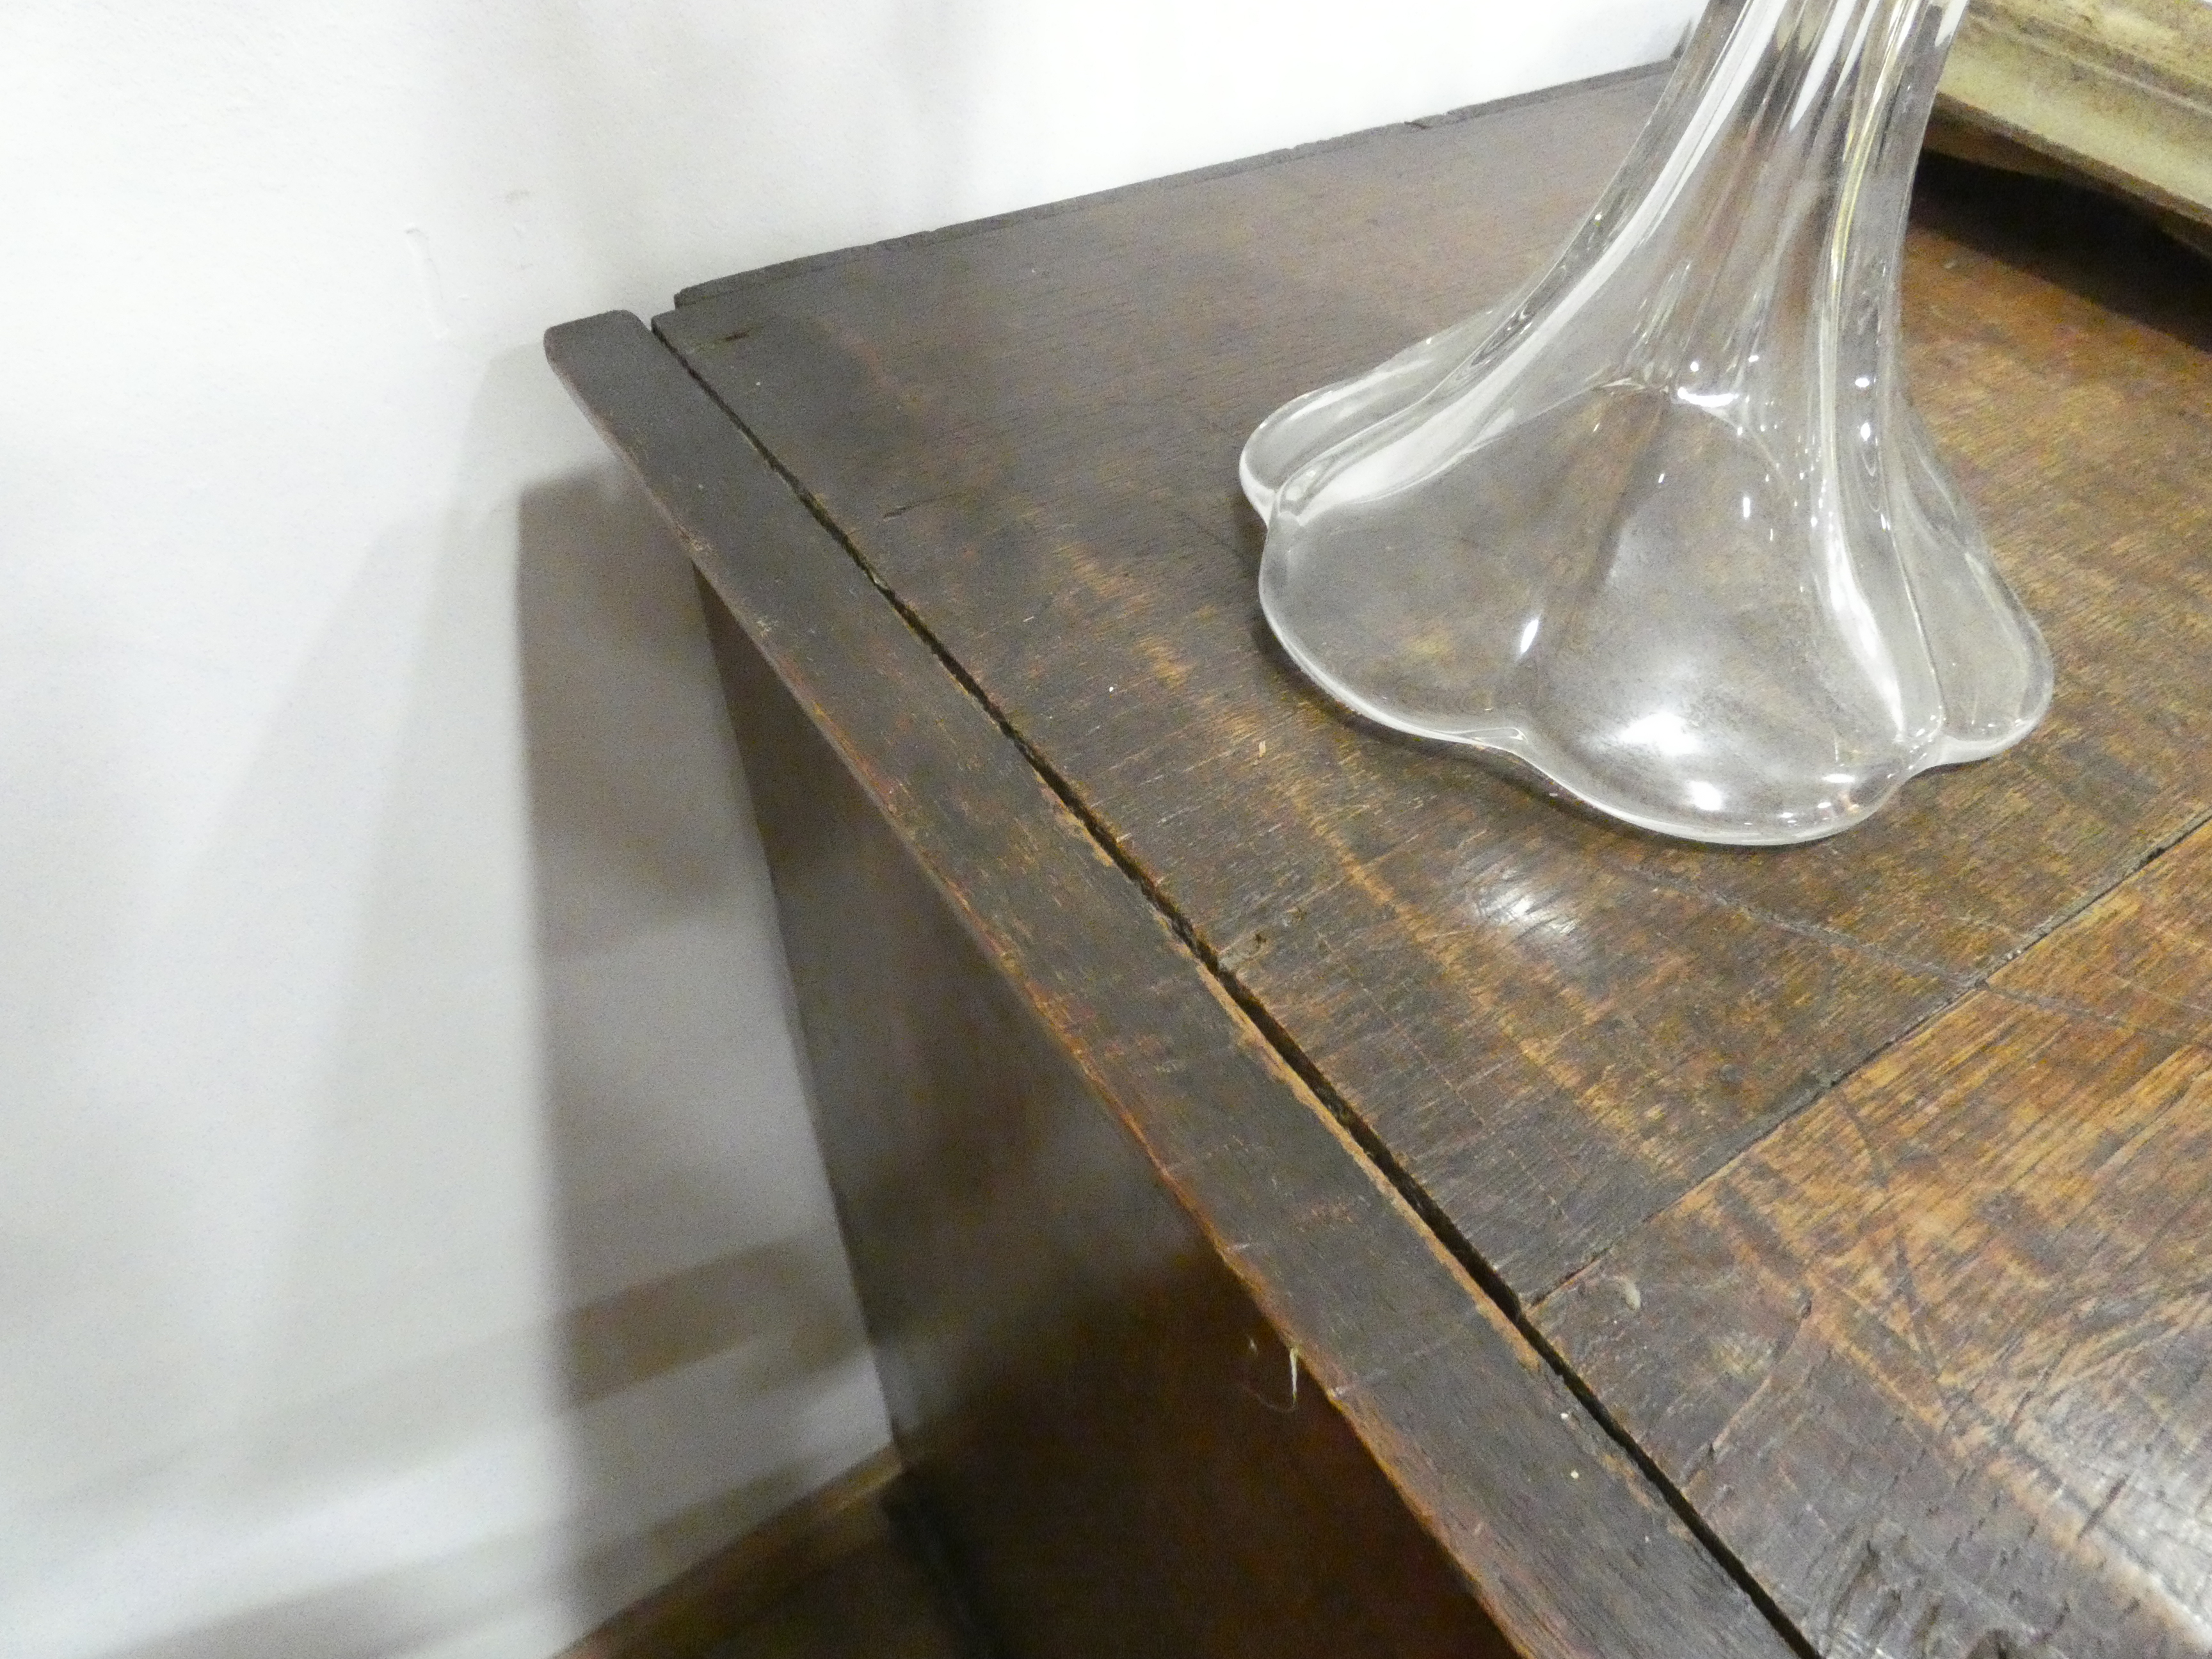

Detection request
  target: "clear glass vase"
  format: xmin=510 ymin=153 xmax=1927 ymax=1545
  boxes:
xmin=1241 ymin=0 xmax=2052 ymax=846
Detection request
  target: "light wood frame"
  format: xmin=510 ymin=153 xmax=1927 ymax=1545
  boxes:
xmin=1936 ymin=0 xmax=2212 ymax=242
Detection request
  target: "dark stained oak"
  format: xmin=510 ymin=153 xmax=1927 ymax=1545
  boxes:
xmin=1539 ymin=820 xmax=2212 ymax=1658
xmin=546 ymin=305 xmax=1792 ymax=1659
xmin=717 ymin=1527 xmax=973 ymax=1659
xmin=1990 ymin=818 xmax=2212 ymax=1044
xmin=653 ymin=73 xmax=2212 ymax=1303
xmin=1527 ymin=164 xmax=2212 ymax=1659
xmin=708 ymin=588 xmax=1520 ymax=1659
xmin=553 ymin=62 xmax=2212 ymax=1659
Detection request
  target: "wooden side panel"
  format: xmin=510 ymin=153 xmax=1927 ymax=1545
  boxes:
xmin=545 ymin=309 xmax=1798 ymax=1659
xmin=1537 ymin=823 xmax=2212 ymax=1658
xmin=707 ymin=588 xmax=1512 ymax=1659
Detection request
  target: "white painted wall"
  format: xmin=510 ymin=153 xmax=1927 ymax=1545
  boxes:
xmin=0 ymin=3 xmax=1692 ymax=1656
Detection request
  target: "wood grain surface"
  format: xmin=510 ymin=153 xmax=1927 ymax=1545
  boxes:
xmin=655 ymin=69 xmax=2212 ymax=1308
xmin=710 ymin=586 xmax=1518 ymax=1659
xmin=1539 ymin=822 xmax=2212 ymax=1658
xmin=561 ymin=62 xmax=2212 ymax=1659
xmin=546 ymin=307 xmax=1797 ymax=1658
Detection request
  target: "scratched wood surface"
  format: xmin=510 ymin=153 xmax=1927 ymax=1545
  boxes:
xmin=631 ymin=67 xmax=2212 ymax=1659
xmin=656 ymin=72 xmax=2212 ymax=1301
xmin=1539 ymin=822 xmax=2212 ymax=1658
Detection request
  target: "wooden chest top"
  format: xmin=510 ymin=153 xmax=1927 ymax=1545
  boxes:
xmin=611 ymin=65 xmax=2212 ymax=1659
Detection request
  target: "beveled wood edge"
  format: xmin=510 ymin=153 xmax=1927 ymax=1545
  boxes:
xmin=669 ymin=61 xmax=1676 ymax=309
xmin=557 ymin=1445 xmax=903 ymax=1659
xmin=544 ymin=308 xmax=1806 ymax=1659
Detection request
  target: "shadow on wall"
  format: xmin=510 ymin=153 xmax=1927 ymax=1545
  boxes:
xmin=479 ymin=0 xmax=988 ymax=316
xmin=513 ymin=452 xmax=885 ymax=1630
xmin=94 ymin=1464 xmax=818 ymax=1659
xmin=81 ymin=352 xmax=880 ymax=1659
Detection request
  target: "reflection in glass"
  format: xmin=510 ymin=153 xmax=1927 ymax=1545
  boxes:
xmin=1242 ymin=0 xmax=2051 ymax=846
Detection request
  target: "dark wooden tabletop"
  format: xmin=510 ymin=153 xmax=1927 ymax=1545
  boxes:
xmin=607 ymin=64 xmax=2211 ymax=1659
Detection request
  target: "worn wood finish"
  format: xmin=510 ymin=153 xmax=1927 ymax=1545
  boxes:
xmin=1991 ymin=818 xmax=2212 ymax=1041
xmin=654 ymin=70 xmax=2212 ymax=1304
xmin=707 ymin=593 xmax=1515 ymax=1659
xmin=1937 ymin=0 xmax=2212 ymax=233
xmin=554 ymin=65 xmax=2212 ymax=1659
xmin=1539 ymin=821 xmax=2212 ymax=1658
xmin=1529 ymin=170 xmax=2212 ymax=1654
xmin=545 ymin=309 xmax=1795 ymax=1659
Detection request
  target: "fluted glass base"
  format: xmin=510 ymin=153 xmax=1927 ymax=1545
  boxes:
xmin=1242 ymin=0 xmax=2051 ymax=846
